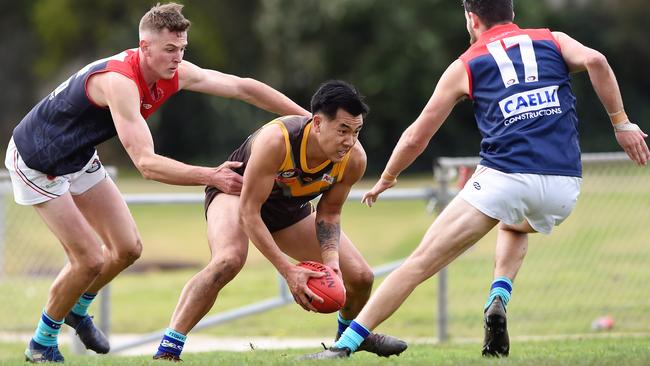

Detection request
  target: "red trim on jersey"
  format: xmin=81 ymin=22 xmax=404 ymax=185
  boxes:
xmin=84 ymin=49 xmax=139 ymax=108
xmin=526 ymin=28 xmax=561 ymax=50
xmin=460 ymin=43 xmax=488 ymax=63
xmin=82 ymin=49 xmax=179 ymax=119
xmin=459 ymin=23 xmax=560 ymax=63
xmin=84 ymin=68 xmax=137 ymax=109
xmin=458 ymin=23 xmax=561 ymax=99
xmin=463 ymin=61 xmax=474 ymax=100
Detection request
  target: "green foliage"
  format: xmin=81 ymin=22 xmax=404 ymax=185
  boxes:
xmin=255 ymin=0 xmax=480 ymax=171
xmin=1 ymin=1 xmax=649 ymax=171
xmin=31 ymin=0 xmax=80 ymax=78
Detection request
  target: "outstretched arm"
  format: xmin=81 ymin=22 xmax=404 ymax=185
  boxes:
xmin=97 ymin=72 xmax=243 ymax=192
xmin=554 ymin=31 xmax=648 ymax=165
xmin=362 ymin=60 xmax=469 ymax=206
xmin=179 ymin=60 xmax=310 ymax=117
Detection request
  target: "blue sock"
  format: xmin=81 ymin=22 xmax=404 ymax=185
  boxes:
xmin=71 ymin=292 xmax=96 ymax=317
xmin=157 ymin=328 xmax=186 ymax=357
xmin=334 ymin=320 xmax=370 ymax=352
xmin=484 ymin=276 xmax=513 ymax=311
xmin=33 ymin=310 xmax=63 ymax=347
xmin=337 ymin=313 xmax=352 ymax=337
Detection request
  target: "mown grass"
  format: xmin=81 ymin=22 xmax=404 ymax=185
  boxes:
xmin=1 ymin=336 xmax=650 ymax=365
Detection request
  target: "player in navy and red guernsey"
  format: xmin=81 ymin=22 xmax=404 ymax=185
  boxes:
xmin=305 ymin=0 xmax=648 ymax=360
xmin=12 ymin=48 xmax=176 ymax=178
xmin=4 ymin=3 xmax=309 ymax=363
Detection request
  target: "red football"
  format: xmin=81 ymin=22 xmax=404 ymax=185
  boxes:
xmin=297 ymin=261 xmax=346 ymax=313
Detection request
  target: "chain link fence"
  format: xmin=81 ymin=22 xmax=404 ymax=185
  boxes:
xmin=1 ymin=153 xmax=648 ymax=345
xmin=435 ymin=153 xmax=650 ymax=339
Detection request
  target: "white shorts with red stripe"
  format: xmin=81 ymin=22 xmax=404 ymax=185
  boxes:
xmin=458 ymin=165 xmax=582 ymax=234
xmin=4 ymin=137 xmax=108 ymax=205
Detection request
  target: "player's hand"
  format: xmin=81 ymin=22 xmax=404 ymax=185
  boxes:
xmin=615 ymin=128 xmax=649 ymax=166
xmin=210 ymin=161 xmax=244 ymax=194
xmin=283 ymin=265 xmax=324 ymax=312
xmin=322 ymin=259 xmax=342 ymax=279
xmin=321 ymin=250 xmax=342 ymax=279
xmin=361 ymin=177 xmax=397 ymax=207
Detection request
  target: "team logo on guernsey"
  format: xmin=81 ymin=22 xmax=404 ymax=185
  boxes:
xmin=321 ymin=174 xmax=334 ymax=184
xmin=280 ymin=169 xmax=298 ymax=179
xmin=277 ymin=169 xmax=301 ymax=183
xmin=499 ymin=85 xmax=560 ymax=119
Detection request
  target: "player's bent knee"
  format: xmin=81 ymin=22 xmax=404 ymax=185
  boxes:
xmin=208 ymin=254 xmax=246 ymax=284
xmin=129 ymin=238 xmax=143 ymax=261
xmin=74 ymin=255 xmax=105 ymax=278
xmin=114 ymin=238 xmax=143 ymax=266
xmin=345 ymin=268 xmax=374 ymax=292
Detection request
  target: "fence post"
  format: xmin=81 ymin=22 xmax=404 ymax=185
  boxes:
xmin=434 ymin=163 xmax=454 ymax=343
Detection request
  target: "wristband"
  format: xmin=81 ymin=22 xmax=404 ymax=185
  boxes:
xmin=608 ymin=110 xmax=629 ymax=125
xmin=613 ymin=121 xmax=641 ymax=132
xmin=381 ymin=171 xmax=398 ymax=181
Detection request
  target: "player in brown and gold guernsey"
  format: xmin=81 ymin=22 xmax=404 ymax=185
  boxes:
xmin=155 ymin=81 xmax=408 ymax=361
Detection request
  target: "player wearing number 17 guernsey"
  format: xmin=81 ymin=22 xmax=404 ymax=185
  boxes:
xmin=4 ymin=3 xmax=310 ymax=363
xmin=304 ymin=0 xmax=648 ymax=360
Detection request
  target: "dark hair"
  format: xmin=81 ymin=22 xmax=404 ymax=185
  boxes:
xmin=310 ymin=80 xmax=369 ymax=120
xmin=462 ymin=0 xmax=514 ymax=28
xmin=140 ymin=2 xmax=191 ymax=34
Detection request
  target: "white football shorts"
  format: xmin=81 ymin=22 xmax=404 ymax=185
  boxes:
xmin=458 ymin=165 xmax=582 ymax=234
xmin=4 ymin=137 xmax=108 ymax=205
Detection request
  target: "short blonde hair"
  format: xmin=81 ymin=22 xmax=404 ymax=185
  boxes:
xmin=139 ymin=2 xmax=191 ymax=37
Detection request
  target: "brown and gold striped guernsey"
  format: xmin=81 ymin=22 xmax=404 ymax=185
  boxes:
xmin=205 ymin=115 xmax=352 ymax=232
xmin=230 ymin=115 xmax=351 ymax=204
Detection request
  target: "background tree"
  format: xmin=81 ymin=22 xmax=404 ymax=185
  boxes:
xmin=1 ymin=0 xmax=647 ymax=176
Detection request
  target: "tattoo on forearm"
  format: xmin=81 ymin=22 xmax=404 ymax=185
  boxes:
xmin=316 ymin=220 xmax=340 ymax=252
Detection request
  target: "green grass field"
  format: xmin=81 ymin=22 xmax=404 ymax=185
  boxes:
xmin=1 ymin=165 xmax=649 ymax=363
xmin=1 ymin=337 xmax=650 ymax=365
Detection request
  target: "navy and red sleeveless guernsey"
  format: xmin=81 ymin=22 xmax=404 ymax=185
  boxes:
xmin=12 ymin=49 xmax=179 ymax=176
xmin=459 ymin=23 xmax=581 ymax=177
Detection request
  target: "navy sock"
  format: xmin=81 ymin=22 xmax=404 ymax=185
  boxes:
xmin=337 ymin=313 xmax=352 ymax=337
xmin=157 ymin=328 xmax=186 ymax=357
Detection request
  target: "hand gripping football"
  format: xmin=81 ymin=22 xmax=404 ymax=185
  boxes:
xmin=297 ymin=261 xmax=346 ymax=313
